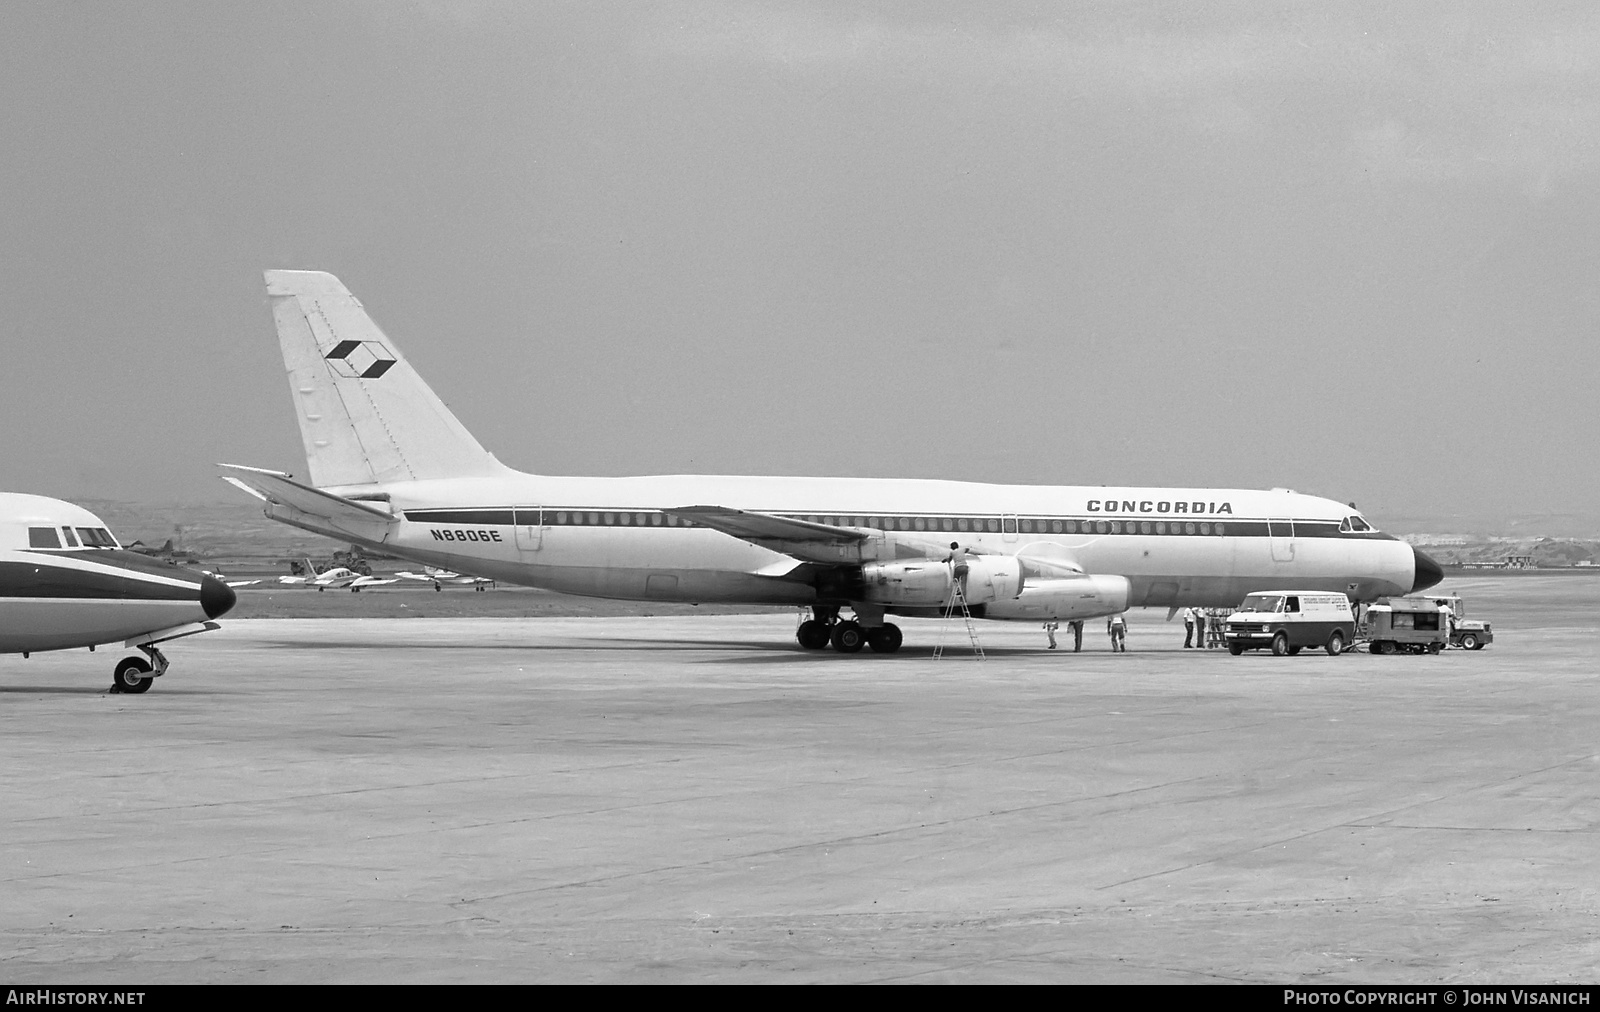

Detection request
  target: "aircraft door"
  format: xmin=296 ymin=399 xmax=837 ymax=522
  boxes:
xmin=1269 ymin=518 xmax=1295 ymax=562
xmin=514 ymin=507 xmax=543 ymax=552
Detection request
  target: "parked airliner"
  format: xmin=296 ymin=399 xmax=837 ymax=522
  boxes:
xmin=223 ymin=270 xmax=1441 ymax=653
xmin=1 ymin=493 xmax=237 ymax=690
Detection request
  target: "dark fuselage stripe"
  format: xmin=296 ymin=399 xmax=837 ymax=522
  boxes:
xmin=0 ymin=561 xmax=202 ymax=602
xmin=402 ymin=508 xmax=1394 ymax=540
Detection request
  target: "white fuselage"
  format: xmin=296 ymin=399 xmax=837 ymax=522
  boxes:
xmin=270 ymin=472 xmax=1423 ymax=613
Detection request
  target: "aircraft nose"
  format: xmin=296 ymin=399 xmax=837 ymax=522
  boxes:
xmin=200 ymin=574 xmax=237 ymax=619
xmin=1411 ymin=547 xmax=1444 ymax=593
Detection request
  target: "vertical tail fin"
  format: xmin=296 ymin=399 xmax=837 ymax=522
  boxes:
xmin=264 ymin=270 xmax=508 ymax=488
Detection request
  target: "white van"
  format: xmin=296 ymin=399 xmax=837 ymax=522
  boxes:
xmin=1224 ymin=591 xmax=1356 ymax=656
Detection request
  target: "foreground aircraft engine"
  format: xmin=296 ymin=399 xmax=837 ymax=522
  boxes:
xmin=984 ymin=574 xmax=1131 ymax=621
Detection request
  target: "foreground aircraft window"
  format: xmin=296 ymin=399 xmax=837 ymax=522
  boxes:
xmin=1062 ymin=520 xmax=1075 ymax=533
xmin=1020 ymin=519 xmax=1033 ymax=533
xmin=1200 ymin=523 xmax=1211 ymax=535
xmin=985 ymin=518 xmax=998 ymax=533
xmin=1215 ymin=523 xmax=1226 ymax=536
xmin=587 ymin=512 xmax=600 ymax=525
xmin=1095 ymin=521 xmax=1108 ymax=534
xmin=604 ymin=513 xmax=616 ymax=525
xmin=28 ymin=527 xmax=62 ymax=548
xmin=1155 ymin=522 xmax=1166 ymax=534
xmin=60 ymin=526 xmax=80 ymax=547
xmin=1342 ymin=515 xmax=1373 ymax=533
xmin=75 ymin=527 xmax=117 ymax=548
xmin=1184 ymin=522 xmax=1196 ymax=535
xmin=1140 ymin=521 xmax=1152 ymax=534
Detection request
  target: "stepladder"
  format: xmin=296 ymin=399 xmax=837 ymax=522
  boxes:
xmin=933 ymin=575 xmax=986 ymax=660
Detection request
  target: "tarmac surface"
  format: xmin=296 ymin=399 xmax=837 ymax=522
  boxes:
xmin=3 ymin=575 xmax=1598 ymax=983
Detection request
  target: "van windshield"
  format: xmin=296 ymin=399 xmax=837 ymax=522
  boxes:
xmin=1237 ymin=594 xmax=1282 ymax=613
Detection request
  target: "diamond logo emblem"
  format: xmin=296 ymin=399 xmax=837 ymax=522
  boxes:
xmin=324 ymin=339 xmax=397 ymax=379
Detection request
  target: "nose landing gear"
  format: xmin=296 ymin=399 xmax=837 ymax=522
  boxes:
xmin=110 ymin=644 xmax=169 ymax=694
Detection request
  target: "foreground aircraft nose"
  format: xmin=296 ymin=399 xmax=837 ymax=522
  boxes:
xmin=1411 ymin=547 xmax=1444 ymax=594
xmin=200 ymin=574 xmax=237 ymax=619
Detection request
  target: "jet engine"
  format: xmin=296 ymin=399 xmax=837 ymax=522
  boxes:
xmin=858 ymin=561 xmax=954 ymax=606
xmin=984 ymin=574 xmax=1131 ymax=621
xmin=959 ymin=555 xmax=1024 ymax=605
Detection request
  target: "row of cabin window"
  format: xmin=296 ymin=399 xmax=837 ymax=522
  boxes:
xmin=531 ymin=513 xmax=1225 ymax=537
xmin=28 ymin=526 xmax=118 ymax=549
xmin=783 ymin=516 xmax=1228 ymax=536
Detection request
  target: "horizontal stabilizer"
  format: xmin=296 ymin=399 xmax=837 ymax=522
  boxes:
xmin=219 ymin=464 xmax=398 ymax=529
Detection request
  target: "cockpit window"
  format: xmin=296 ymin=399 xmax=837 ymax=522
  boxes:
xmin=75 ymin=527 xmax=119 ymax=548
xmin=60 ymin=526 xmax=79 ymax=547
xmin=1237 ymin=594 xmax=1283 ymax=613
xmin=28 ymin=527 xmax=62 ymax=549
xmin=1340 ymin=515 xmax=1374 ymax=533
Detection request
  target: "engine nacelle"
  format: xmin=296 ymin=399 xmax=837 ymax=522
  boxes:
xmin=960 ymin=555 xmax=1024 ymax=606
xmin=984 ymin=574 xmax=1131 ymax=621
xmin=858 ymin=561 xmax=954 ymax=606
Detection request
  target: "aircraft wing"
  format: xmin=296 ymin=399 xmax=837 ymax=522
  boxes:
xmin=666 ymin=506 xmax=867 ymax=544
xmin=220 ymin=463 xmax=397 ymax=539
xmin=665 ymin=505 xmax=872 ymax=568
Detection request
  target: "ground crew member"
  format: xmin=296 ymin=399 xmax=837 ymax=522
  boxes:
xmin=1183 ymin=606 xmax=1198 ymax=648
xmin=945 ymin=542 xmax=970 ymax=581
xmin=1071 ymin=620 xmax=1083 ymax=652
xmin=1195 ymin=609 xmax=1208 ymax=649
xmin=1107 ymin=613 xmax=1127 ymax=652
xmin=1044 ymin=620 xmax=1059 ymax=649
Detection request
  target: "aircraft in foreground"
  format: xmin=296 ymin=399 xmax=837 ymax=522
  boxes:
xmin=223 ymin=270 xmax=1442 ymax=653
xmin=1 ymin=493 xmax=237 ymax=691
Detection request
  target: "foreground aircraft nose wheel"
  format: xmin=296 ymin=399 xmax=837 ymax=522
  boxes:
xmin=796 ymin=620 xmax=830 ymax=650
xmin=865 ymin=623 xmax=903 ymax=654
xmin=830 ymin=621 xmax=866 ymax=653
xmin=112 ymin=657 xmax=154 ymax=694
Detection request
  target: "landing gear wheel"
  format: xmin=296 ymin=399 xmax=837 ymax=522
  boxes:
xmin=865 ymin=623 xmax=903 ymax=654
xmin=1228 ymin=643 xmax=1245 ymax=656
xmin=796 ymin=620 xmax=830 ymax=650
xmin=1459 ymin=633 xmax=1479 ymax=651
xmin=830 ymin=621 xmax=865 ymax=653
xmin=1270 ymin=631 xmax=1290 ymax=657
xmin=1326 ymin=630 xmax=1346 ymax=656
xmin=113 ymin=657 xmax=153 ymax=694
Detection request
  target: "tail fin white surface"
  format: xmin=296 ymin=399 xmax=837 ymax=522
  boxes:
xmin=265 ymin=270 xmax=508 ymax=488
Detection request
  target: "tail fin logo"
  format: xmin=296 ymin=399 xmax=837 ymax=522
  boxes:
xmin=324 ymin=340 xmax=397 ymax=380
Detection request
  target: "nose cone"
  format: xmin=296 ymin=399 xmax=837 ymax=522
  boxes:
xmin=1411 ymin=547 xmax=1444 ymax=594
xmin=200 ymin=574 xmax=237 ymax=619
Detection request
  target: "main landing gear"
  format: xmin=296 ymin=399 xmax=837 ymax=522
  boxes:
xmin=796 ymin=608 xmax=903 ymax=654
xmin=110 ymin=644 xmax=169 ymax=694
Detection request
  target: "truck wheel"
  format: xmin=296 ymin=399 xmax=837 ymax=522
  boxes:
xmin=1372 ymin=641 xmax=1389 ymax=655
xmin=1326 ymin=630 xmax=1345 ymax=656
xmin=1270 ymin=631 xmax=1289 ymax=656
xmin=1428 ymin=642 xmax=1442 ymax=654
xmin=1459 ymin=633 xmax=1479 ymax=651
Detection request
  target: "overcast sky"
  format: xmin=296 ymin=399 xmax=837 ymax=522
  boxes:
xmin=2 ymin=2 xmax=1597 ymax=531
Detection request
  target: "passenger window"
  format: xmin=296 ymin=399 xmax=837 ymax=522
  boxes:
xmin=28 ymin=527 xmax=62 ymax=548
xmin=61 ymin=526 xmax=79 ymax=547
xmin=1285 ymin=596 xmax=1300 ymax=613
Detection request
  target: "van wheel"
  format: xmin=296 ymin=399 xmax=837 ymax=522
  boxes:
xmin=1326 ymin=630 xmax=1345 ymax=656
xmin=1228 ymin=643 xmax=1245 ymax=656
xmin=1287 ymin=645 xmax=1302 ymax=656
xmin=1270 ymin=631 xmax=1289 ymax=656
xmin=1459 ymin=633 xmax=1479 ymax=651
